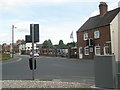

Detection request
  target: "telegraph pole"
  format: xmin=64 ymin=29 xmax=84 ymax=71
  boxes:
xmin=11 ymin=25 xmax=17 ymax=58
xmin=32 ymin=24 xmax=35 ymax=80
xmin=12 ymin=25 xmax=14 ymax=58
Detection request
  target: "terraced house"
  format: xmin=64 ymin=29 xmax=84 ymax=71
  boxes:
xmin=77 ymin=2 xmax=120 ymax=60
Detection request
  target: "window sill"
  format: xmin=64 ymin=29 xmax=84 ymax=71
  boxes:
xmin=95 ymin=54 xmax=101 ymax=55
xmin=94 ymin=38 xmax=100 ymax=39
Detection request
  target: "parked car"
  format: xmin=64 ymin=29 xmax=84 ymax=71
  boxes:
xmin=30 ymin=52 xmax=39 ymax=57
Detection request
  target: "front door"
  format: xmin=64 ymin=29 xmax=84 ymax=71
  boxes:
xmin=79 ymin=47 xmax=83 ymax=59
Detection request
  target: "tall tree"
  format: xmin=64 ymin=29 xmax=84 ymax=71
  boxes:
xmin=42 ymin=39 xmax=53 ymax=48
xmin=43 ymin=40 xmax=48 ymax=48
xmin=48 ymin=39 xmax=53 ymax=45
xmin=58 ymin=40 xmax=67 ymax=49
xmin=59 ymin=40 xmax=64 ymax=46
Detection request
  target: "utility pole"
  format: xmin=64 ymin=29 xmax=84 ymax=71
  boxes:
xmin=32 ymin=24 xmax=35 ymax=80
xmin=12 ymin=25 xmax=14 ymax=58
xmin=11 ymin=25 xmax=17 ymax=58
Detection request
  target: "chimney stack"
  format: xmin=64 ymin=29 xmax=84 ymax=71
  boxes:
xmin=99 ymin=2 xmax=108 ymax=15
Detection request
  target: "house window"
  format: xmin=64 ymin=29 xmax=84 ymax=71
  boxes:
xmin=95 ymin=45 xmax=100 ymax=55
xmin=84 ymin=46 xmax=89 ymax=55
xmin=104 ymin=46 xmax=110 ymax=55
xmin=84 ymin=32 xmax=88 ymax=40
xmin=94 ymin=31 xmax=100 ymax=39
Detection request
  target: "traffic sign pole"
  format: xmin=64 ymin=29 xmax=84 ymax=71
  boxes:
xmin=25 ymin=24 xmax=39 ymax=80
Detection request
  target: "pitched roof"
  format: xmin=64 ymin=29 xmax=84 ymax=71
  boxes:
xmin=77 ymin=7 xmax=120 ymax=32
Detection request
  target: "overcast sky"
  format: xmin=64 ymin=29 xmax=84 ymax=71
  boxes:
xmin=0 ymin=0 xmax=119 ymax=45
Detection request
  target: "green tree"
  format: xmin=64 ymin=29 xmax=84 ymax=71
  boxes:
xmin=57 ymin=40 xmax=68 ymax=49
xmin=67 ymin=42 xmax=76 ymax=47
xmin=48 ymin=39 xmax=53 ymax=46
xmin=59 ymin=40 xmax=64 ymax=46
xmin=42 ymin=39 xmax=53 ymax=48
xmin=43 ymin=40 xmax=48 ymax=48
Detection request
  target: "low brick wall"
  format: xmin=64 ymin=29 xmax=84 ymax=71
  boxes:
xmin=0 ymin=54 xmax=10 ymax=57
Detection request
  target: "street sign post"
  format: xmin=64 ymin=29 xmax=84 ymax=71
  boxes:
xmin=25 ymin=24 xmax=39 ymax=80
xmin=29 ymin=58 xmax=36 ymax=70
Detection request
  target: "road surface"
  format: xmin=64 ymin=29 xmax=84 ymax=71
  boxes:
xmin=2 ymin=55 xmax=95 ymax=83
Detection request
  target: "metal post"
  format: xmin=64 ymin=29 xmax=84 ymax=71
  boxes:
xmin=11 ymin=25 xmax=17 ymax=58
xmin=32 ymin=24 xmax=35 ymax=80
xmin=12 ymin=25 xmax=14 ymax=58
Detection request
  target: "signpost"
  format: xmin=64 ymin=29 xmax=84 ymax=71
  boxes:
xmin=25 ymin=24 xmax=39 ymax=80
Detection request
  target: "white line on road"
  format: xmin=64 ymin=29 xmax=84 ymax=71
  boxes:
xmin=1 ymin=58 xmax=22 ymax=64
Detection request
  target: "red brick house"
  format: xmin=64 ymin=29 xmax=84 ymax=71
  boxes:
xmin=77 ymin=2 xmax=120 ymax=59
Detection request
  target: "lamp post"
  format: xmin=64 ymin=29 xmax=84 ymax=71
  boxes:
xmin=12 ymin=25 xmax=17 ymax=58
xmin=32 ymin=24 xmax=35 ymax=80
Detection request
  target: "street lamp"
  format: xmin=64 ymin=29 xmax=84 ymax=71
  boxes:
xmin=12 ymin=25 xmax=17 ymax=58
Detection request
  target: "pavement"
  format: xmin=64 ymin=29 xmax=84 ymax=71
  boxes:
xmin=1 ymin=80 xmax=95 ymax=88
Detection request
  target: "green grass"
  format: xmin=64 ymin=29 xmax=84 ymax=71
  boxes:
xmin=0 ymin=56 xmax=11 ymax=61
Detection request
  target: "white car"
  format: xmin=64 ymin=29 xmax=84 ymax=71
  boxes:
xmin=30 ymin=52 xmax=39 ymax=57
xmin=34 ymin=53 xmax=39 ymax=57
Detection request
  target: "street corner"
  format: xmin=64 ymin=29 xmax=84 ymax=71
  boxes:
xmin=1 ymin=58 xmax=22 ymax=64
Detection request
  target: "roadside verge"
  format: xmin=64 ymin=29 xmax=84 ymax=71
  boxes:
xmin=0 ymin=58 xmax=22 ymax=64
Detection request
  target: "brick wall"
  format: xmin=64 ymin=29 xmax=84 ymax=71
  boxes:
xmin=0 ymin=54 xmax=10 ymax=57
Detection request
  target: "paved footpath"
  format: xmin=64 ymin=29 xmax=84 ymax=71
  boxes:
xmin=1 ymin=80 xmax=95 ymax=88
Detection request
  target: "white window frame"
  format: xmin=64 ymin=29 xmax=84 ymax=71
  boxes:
xmin=104 ymin=46 xmax=110 ymax=55
xmin=95 ymin=46 xmax=101 ymax=55
xmin=84 ymin=46 xmax=89 ymax=55
xmin=94 ymin=31 xmax=100 ymax=39
xmin=84 ymin=32 xmax=88 ymax=40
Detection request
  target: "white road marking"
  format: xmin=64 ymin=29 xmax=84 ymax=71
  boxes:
xmin=1 ymin=58 xmax=22 ymax=64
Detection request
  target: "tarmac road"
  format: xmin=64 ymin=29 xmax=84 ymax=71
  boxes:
xmin=2 ymin=55 xmax=95 ymax=84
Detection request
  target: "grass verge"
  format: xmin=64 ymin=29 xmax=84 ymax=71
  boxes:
xmin=0 ymin=56 xmax=11 ymax=61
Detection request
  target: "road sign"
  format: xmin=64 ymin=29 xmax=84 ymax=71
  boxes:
xmin=25 ymin=24 xmax=39 ymax=43
xmin=25 ymin=35 xmax=32 ymax=43
xmin=25 ymin=24 xmax=39 ymax=80
xmin=30 ymin=24 xmax=39 ymax=42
